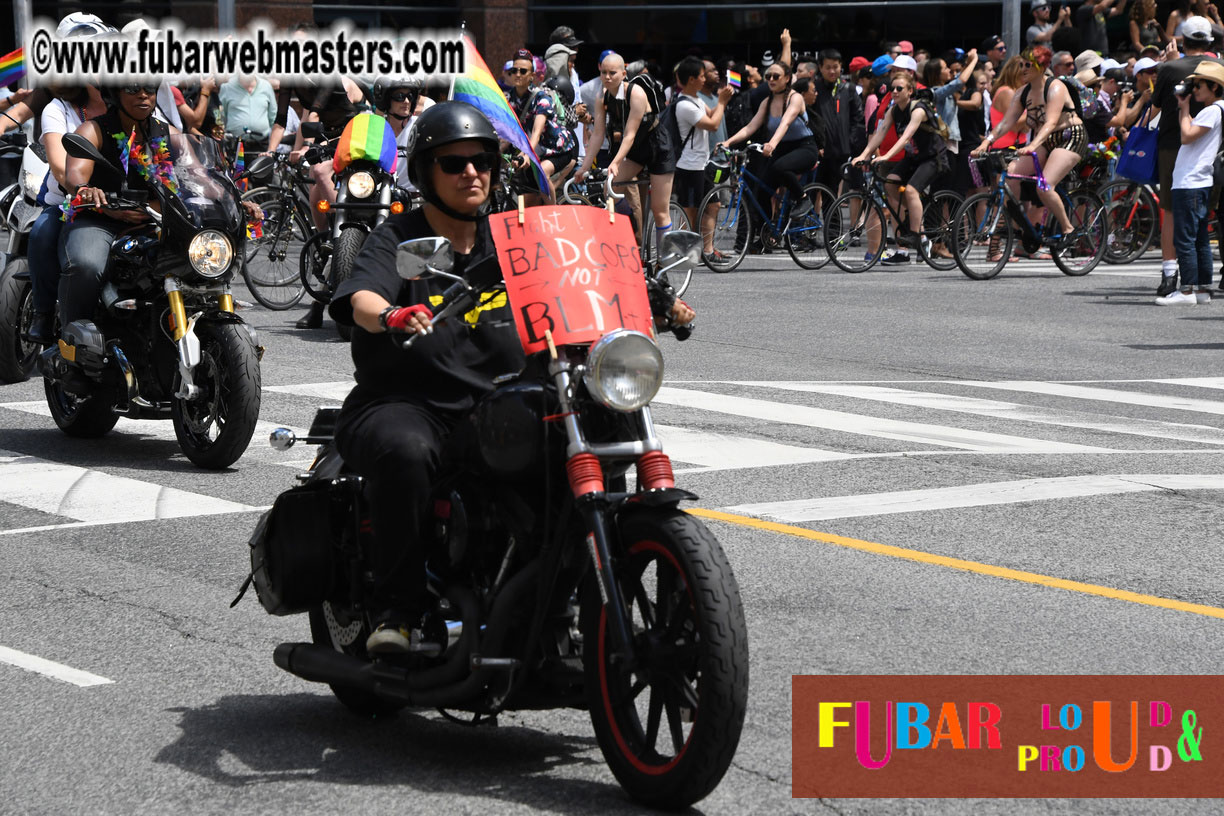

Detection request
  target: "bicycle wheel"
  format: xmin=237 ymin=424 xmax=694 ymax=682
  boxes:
xmin=918 ymin=190 xmax=963 ymax=272
xmin=1098 ymin=181 xmax=1157 ymax=265
xmin=241 ymin=189 xmax=309 ymax=310
xmin=952 ymin=191 xmax=1013 ymax=280
xmin=785 ymin=182 xmax=834 ymax=270
xmin=697 ymin=184 xmax=750 ymax=272
xmin=1054 ymin=190 xmax=1106 ymax=276
xmin=825 ymin=190 xmax=885 ymax=273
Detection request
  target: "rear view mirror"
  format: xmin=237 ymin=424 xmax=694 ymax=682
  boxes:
xmin=660 ymin=230 xmax=702 ymax=266
xmin=396 ymin=237 xmax=458 ymax=282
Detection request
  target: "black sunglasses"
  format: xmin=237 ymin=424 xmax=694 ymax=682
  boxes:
xmin=120 ymin=83 xmax=159 ymax=95
xmin=890 ymin=84 xmax=908 ymax=92
xmin=508 ymin=67 xmax=532 ymax=76
xmin=765 ymin=72 xmax=784 ymax=80
xmin=388 ymin=91 xmax=415 ymax=102
xmin=433 ymin=152 xmax=498 ymax=174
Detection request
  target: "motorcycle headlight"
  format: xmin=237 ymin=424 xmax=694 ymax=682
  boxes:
xmin=347 ymin=171 xmax=376 ymax=199
xmin=188 ymin=230 xmax=233 ymax=279
xmin=583 ymin=330 xmax=664 ymax=413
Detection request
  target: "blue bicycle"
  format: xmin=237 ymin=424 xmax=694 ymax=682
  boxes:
xmin=696 ymin=145 xmax=833 ymax=272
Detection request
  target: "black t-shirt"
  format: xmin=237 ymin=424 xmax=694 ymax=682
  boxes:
xmin=1076 ymin=2 xmax=1109 ymax=54
xmin=328 ymin=208 xmax=524 ymax=413
xmin=1154 ymin=55 xmax=1216 ymax=150
xmin=892 ymin=100 xmax=944 ymax=160
xmin=958 ymin=85 xmax=986 ymax=146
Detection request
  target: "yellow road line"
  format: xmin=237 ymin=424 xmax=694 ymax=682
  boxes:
xmin=687 ymin=507 xmax=1224 ymax=620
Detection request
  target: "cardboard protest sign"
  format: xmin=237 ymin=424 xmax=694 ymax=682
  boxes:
xmin=490 ymin=206 xmax=654 ymax=354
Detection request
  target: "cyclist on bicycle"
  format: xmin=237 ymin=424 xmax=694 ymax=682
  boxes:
xmin=972 ymin=46 xmax=1085 ymax=247
xmin=717 ymin=60 xmax=820 ymax=219
xmin=850 ymin=72 xmax=949 ymax=248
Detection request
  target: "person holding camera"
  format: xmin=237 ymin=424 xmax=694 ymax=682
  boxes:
xmin=1155 ymin=62 xmax=1224 ymax=305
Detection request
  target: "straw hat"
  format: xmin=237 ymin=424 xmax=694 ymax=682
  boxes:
xmin=1074 ymin=68 xmax=1102 ymax=87
xmin=1187 ymin=60 xmax=1224 ymax=88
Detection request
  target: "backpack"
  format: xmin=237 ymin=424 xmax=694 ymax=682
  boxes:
xmin=911 ymin=89 xmax=951 ymax=141
xmin=723 ymin=89 xmax=755 ymax=139
xmin=627 ymin=73 xmax=667 ymax=129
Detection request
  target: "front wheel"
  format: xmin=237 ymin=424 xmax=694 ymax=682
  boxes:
xmin=785 ymin=182 xmax=835 ymax=270
xmin=241 ymin=189 xmax=308 ymax=310
xmin=0 ymin=259 xmax=38 ymax=383
xmin=1098 ymin=181 xmax=1157 ymax=265
xmin=825 ymin=190 xmax=885 ymax=273
xmin=582 ymin=509 xmax=749 ymax=810
xmin=1053 ymin=190 xmax=1106 ymax=276
xmin=171 ymin=321 xmax=262 ymax=469
xmin=330 ymin=226 xmax=367 ymax=341
xmin=918 ymin=190 xmax=963 ymax=271
xmin=952 ymin=191 xmax=1013 ymax=280
xmin=697 ymin=184 xmax=750 ymax=273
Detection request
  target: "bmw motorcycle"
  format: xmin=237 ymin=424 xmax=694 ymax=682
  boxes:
xmin=43 ymin=133 xmax=263 ymax=469
xmin=244 ymin=229 xmax=747 ymax=809
xmin=299 ymin=116 xmax=415 ymax=340
xmin=0 ymin=132 xmax=48 ymax=383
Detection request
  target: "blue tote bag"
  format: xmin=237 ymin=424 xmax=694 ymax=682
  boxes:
xmin=1115 ymin=105 xmax=1158 ymax=185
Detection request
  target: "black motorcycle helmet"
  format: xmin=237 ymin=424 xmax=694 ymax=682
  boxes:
xmin=406 ymin=101 xmax=502 ymax=222
xmin=543 ymin=74 xmax=574 ymax=107
xmin=371 ymin=76 xmax=422 ymax=115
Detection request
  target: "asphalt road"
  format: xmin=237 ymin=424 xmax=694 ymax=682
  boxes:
xmin=2 ymin=249 xmax=1222 ymax=814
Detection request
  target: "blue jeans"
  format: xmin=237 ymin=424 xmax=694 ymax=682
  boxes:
xmin=1172 ymin=187 xmax=1212 ymax=288
xmin=57 ymin=213 xmax=121 ymax=326
xmin=28 ymin=203 xmax=64 ymax=314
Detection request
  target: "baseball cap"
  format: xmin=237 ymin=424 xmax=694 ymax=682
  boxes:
xmin=1133 ymin=56 xmax=1159 ymax=73
xmin=1099 ymin=58 xmax=1123 ymax=73
xmin=548 ymin=25 xmax=583 ymax=48
xmin=892 ymin=54 xmax=918 ymax=73
xmin=513 ymin=48 xmax=534 ymax=62
xmin=599 ymin=49 xmax=618 ymax=65
xmin=848 ymin=56 xmax=872 ymax=73
xmin=1103 ymin=67 xmax=1127 ymax=83
xmin=1182 ymin=15 xmax=1214 ymax=43
xmin=1075 ymin=49 xmax=1103 ymax=73
xmin=981 ymin=34 xmax=1005 ymax=52
xmin=545 ymin=42 xmax=577 ymax=59
xmin=898 ymin=40 xmax=914 ymax=55
xmin=1031 ymin=0 xmax=1050 ymax=9
xmin=871 ymin=55 xmax=895 ymax=76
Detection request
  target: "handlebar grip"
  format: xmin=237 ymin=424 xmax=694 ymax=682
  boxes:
xmin=396 ymin=280 xmax=471 ymax=349
xmin=604 ymin=175 xmax=624 ymax=201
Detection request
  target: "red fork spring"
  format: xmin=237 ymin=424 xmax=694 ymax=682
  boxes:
xmin=567 ymin=452 xmax=605 ymax=498
xmin=636 ymin=450 xmax=675 ymax=490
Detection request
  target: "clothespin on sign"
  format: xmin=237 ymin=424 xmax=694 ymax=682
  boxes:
xmin=606 ymin=193 xmax=615 ymax=224
xmin=545 ymin=328 xmax=557 ymax=360
xmin=517 ymin=194 xmax=525 ymax=225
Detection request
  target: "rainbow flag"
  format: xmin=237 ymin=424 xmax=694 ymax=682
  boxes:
xmin=234 ymin=141 xmax=247 ymax=191
xmin=0 ymin=48 xmax=24 ymax=87
xmin=451 ymin=35 xmax=551 ymax=199
xmin=726 ymin=70 xmax=742 ymax=90
xmin=332 ymin=112 xmax=398 ymax=174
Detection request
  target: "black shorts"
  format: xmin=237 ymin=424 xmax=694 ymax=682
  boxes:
xmin=893 ymin=156 xmax=946 ymax=195
xmin=625 ymin=120 xmax=678 ymax=176
xmin=673 ymin=168 xmax=709 ymax=208
xmin=541 ymin=145 xmax=578 ymax=175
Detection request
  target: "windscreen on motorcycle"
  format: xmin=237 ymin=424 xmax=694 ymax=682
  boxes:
xmin=156 ymin=134 xmax=242 ymax=234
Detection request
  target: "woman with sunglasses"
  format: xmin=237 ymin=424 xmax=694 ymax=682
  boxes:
xmin=718 ymin=61 xmax=820 ymax=218
xmin=973 ymin=46 xmax=1086 ymax=248
xmin=505 ymin=49 xmax=540 ymax=131
xmin=851 ymin=72 xmax=949 ymax=249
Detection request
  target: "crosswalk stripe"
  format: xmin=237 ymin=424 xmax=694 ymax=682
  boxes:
xmin=654 ymin=424 xmax=853 ymax=469
xmin=1148 ymin=377 xmax=1224 ymax=391
xmin=264 ymin=381 xmax=352 ymax=401
xmin=653 ymin=387 xmax=1108 ymax=453
xmin=0 ymin=645 xmax=113 ymax=687
xmin=731 ymin=382 xmax=1224 ymax=446
xmin=957 ymin=381 xmax=1224 ymax=416
xmin=725 ymin=474 xmax=1224 ymax=522
xmin=0 ymin=448 xmax=260 ymax=524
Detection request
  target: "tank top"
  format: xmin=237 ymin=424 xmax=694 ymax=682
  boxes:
xmin=90 ymin=108 xmax=170 ymax=196
xmin=891 ymin=100 xmax=943 ymax=159
xmin=766 ymin=92 xmax=813 ymax=142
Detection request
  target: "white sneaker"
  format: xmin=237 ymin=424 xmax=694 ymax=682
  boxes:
xmin=1155 ymin=290 xmax=1197 ymax=306
xmin=1196 ymin=291 xmax=1212 ymax=304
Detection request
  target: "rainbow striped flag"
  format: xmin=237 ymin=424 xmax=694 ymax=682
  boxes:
xmin=0 ymin=48 xmax=24 ymax=87
xmin=332 ymin=112 xmax=398 ymax=174
xmin=726 ymin=70 xmax=742 ymax=90
xmin=451 ymin=35 xmax=551 ymax=199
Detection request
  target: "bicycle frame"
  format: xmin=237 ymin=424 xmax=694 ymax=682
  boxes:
xmin=717 ymin=161 xmax=796 ymax=240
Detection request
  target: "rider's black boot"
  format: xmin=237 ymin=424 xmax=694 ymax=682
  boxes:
xmin=27 ymin=311 xmax=56 ymax=345
xmin=295 ymin=302 xmax=325 ymax=330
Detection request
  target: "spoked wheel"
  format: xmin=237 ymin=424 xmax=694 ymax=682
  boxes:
xmin=171 ymin=321 xmax=261 ymax=469
xmin=825 ymin=190 xmax=885 ymax=272
xmin=952 ymin=191 xmax=1013 ymax=280
xmin=1099 ymin=181 xmax=1158 ymax=265
xmin=299 ymin=231 xmax=333 ymax=304
xmin=918 ymin=190 xmax=963 ymax=271
xmin=241 ymin=189 xmax=309 ymax=310
xmin=582 ymin=509 xmax=748 ymax=810
xmin=0 ymin=259 xmax=40 ymax=383
xmin=696 ymin=184 xmax=750 ymax=272
xmin=1053 ymin=190 xmax=1106 ymax=276
xmin=308 ymin=602 xmax=408 ymax=717
xmin=640 ymin=201 xmax=691 ymax=264
xmin=785 ymin=182 xmax=835 ymax=270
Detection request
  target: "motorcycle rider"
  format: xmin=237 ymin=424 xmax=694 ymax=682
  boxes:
xmin=370 ymin=76 xmax=427 ymax=189
xmin=327 ymin=102 xmax=693 ymax=654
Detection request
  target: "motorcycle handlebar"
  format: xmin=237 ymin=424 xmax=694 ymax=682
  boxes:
xmin=398 ymin=280 xmax=477 ymax=350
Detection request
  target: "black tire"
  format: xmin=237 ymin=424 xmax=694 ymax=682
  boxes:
xmin=825 ymin=190 xmax=885 ymax=273
xmin=171 ymin=321 xmax=262 ymax=469
xmin=330 ymin=226 xmax=366 ymax=341
xmin=952 ymin=191 xmax=1013 ymax=280
xmin=44 ymin=378 xmax=119 ymax=437
xmin=1099 ymin=181 xmax=1158 ymax=265
xmin=785 ymin=182 xmax=835 ymax=270
xmin=582 ymin=509 xmax=749 ymax=810
xmin=697 ymin=184 xmax=750 ymax=272
xmin=1053 ymin=190 xmax=1106 ymax=277
xmin=0 ymin=259 xmax=39 ymax=384
xmin=241 ymin=189 xmax=308 ymax=310
xmin=918 ymin=190 xmax=963 ymax=271
xmin=308 ymin=603 xmax=408 ymax=718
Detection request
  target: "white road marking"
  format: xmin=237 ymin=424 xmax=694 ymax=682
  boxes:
xmin=0 ymin=449 xmax=260 ymax=524
xmin=726 ymin=474 xmax=1224 ymax=522
xmin=653 ymin=387 xmax=1108 ymax=453
xmin=957 ymin=381 xmax=1224 ymax=416
xmin=0 ymin=644 xmax=113 ymax=687
xmin=1150 ymin=377 xmax=1224 ymax=391
xmin=654 ymin=424 xmax=853 ymax=469
xmin=0 ymin=401 xmax=306 ymax=461
xmin=264 ymin=381 xmax=352 ymax=401
xmin=731 ymin=382 xmax=1224 ymax=446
